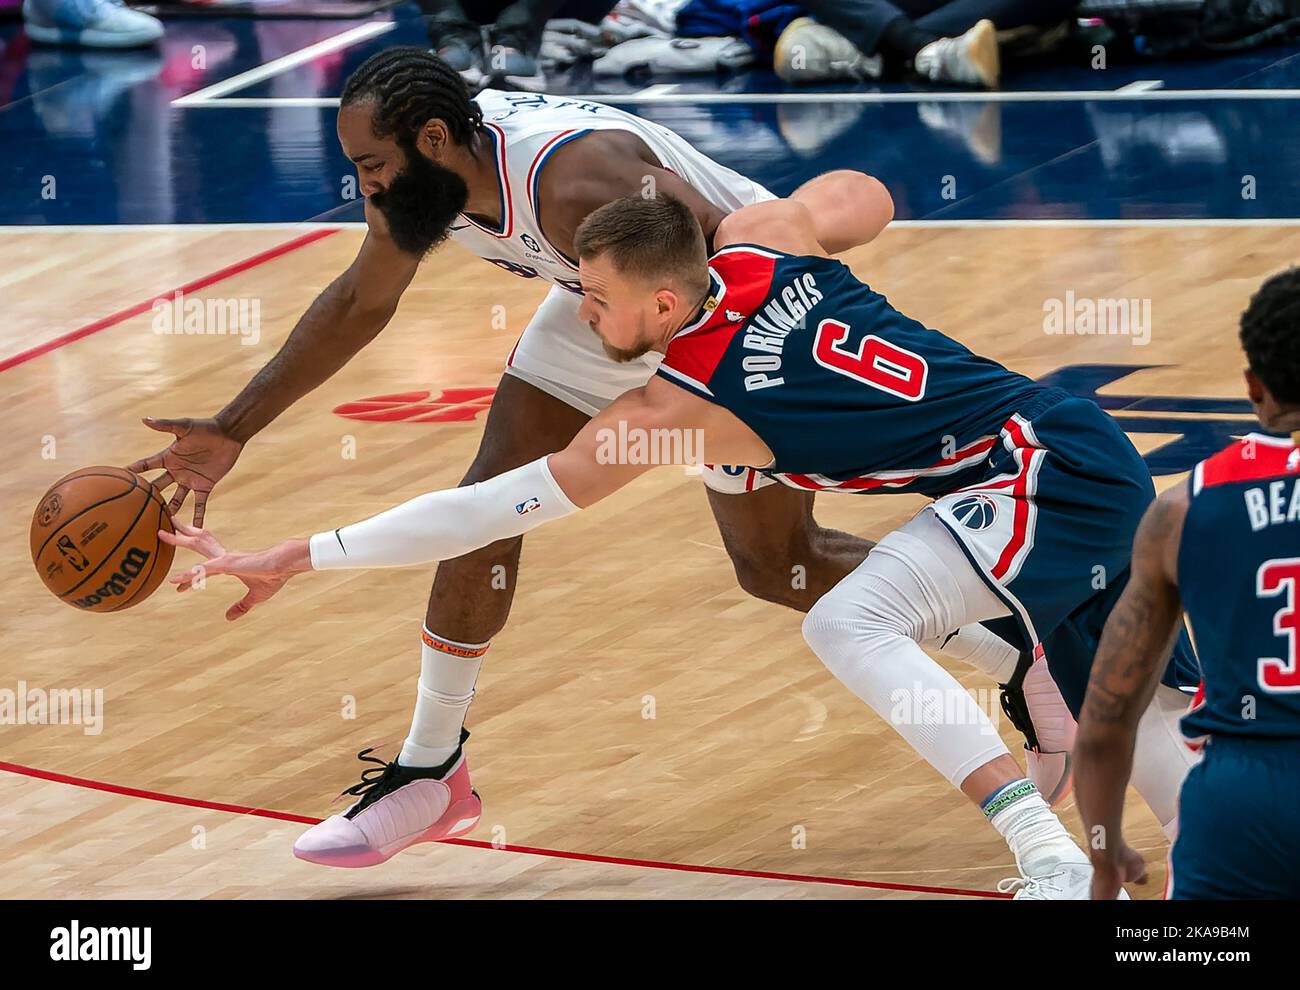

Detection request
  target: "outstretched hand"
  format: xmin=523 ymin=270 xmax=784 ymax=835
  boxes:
xmin=160 ymin=520 xmax=312 ymax=621
xmin=127 ymin=417 xmax=244 ymax=526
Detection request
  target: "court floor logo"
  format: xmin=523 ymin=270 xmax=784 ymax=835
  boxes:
xmin=333 ymin=389 xmax=496 ymax=423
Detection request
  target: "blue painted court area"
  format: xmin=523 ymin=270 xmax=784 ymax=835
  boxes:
xmin=1 ymin=6 xmax=1299 ymax=224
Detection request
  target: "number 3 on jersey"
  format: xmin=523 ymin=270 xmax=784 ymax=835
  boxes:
xmin=1256 ymin=556 xmax=1300 ymax=692
xmin=812 ymin=319 xmax=928 ymax=401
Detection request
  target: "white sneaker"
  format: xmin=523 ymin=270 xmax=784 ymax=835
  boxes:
xmin=24 ymin=0 xmax=162 ymax=49
xmin=998 ymin=859 xmax=1132 ymax=900
xmin=1022 ymin=654 xmax=1078 ymax=806
xmin=914 ymin=18 xmax=999 ymax=88
xmin=775 ymin=17 xmax=882 ymax=84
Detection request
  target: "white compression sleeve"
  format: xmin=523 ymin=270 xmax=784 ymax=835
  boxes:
xmin=308 ymin=455 xmax=578 ymax=570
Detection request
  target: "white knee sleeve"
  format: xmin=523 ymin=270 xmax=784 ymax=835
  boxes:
xmin=802 ymin=511 xmax=1013 ymax=787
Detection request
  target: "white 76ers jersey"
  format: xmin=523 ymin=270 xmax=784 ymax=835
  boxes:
xmin=448 ymin=90 xmax=774 ymax=294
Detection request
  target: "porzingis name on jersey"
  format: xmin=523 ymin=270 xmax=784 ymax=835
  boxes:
xmin=740 ymin=272 xmax=823 ymax=392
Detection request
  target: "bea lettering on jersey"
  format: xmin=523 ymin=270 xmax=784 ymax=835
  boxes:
xmin=1244 ymin=475 xmax=1300 ymax=531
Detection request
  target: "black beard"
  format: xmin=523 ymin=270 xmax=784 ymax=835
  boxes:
xmin=369 ymin=141 xmax=469 ymax=259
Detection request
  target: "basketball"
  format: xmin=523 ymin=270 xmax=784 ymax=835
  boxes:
xmin=30 ymin=466 xmax=175 ymax=613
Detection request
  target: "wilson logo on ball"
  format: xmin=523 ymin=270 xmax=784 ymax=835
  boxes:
xmin=70 ymin=546 xmax=153 ymax=610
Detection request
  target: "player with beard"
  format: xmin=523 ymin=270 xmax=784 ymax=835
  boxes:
xmin=131 ymin=47 xmax=1075 ymax=868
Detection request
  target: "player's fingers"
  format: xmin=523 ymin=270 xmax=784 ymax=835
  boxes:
xmin=159 ymin=527 xmax=220 ymax=560
xmin=125 ymin=451 xmax=165 ymax=475
xmin=143 ymin=416 xmax=187 ymax=436
xmin=158 ymin=528 xmax=198 ymax=550
xmin=172 ymin=519 xmax=203 ymax=537
xmin=167 ymin=486 xmax=191 ymax=516
xmin=167 ymin=564 xmax=198 ymax=590
xmin=149 ymin=472 xmax=175 ymax=493
xmin=191 ymin=493 xmax=209 ymax=529
xmin=226 ymin=593 xmax=256 ymax=621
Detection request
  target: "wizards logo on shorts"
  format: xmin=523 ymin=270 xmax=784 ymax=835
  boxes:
xmin=516 ymin=496 xmax=541 ymax=515
xmin=950 ymin=493 xmax=997 ymax=530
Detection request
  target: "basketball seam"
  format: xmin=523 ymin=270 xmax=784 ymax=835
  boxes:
xmin=32 ymin=472 xmax=142 ymax=562
xmin=56 ymin=487 xmax=156 ymax=601
xmin=106 ymin=498 xmax=170 ymax=612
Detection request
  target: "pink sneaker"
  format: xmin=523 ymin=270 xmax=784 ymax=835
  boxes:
xmin=294 ymin=735 xmax=481 ymax=868
xmin=1021 ymin=654 xmax=1077 ymax=806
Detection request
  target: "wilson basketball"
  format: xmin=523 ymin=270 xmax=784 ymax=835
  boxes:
xmin=30 ymin=466 xmax=174 ymax=613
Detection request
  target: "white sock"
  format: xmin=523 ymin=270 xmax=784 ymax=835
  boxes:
xmin=1130 ymin=683 xmax=1200 ymax=841
xmin=983 ymin=779 xmax=1085 ymax=874
xmin=928 ymin=623 xmax=1021 ymax=683
xmin=398 ymin=628 xmax=488 ymax=768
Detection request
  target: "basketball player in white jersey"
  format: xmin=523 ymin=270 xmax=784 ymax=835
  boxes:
xmin=132 ymin=48 xmax=1084 ymax=878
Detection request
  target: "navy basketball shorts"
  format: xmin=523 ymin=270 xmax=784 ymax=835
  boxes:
xmin=1168 ymin=735 xmax=1300 ymax=899
xmin=932 ymin=395 xmax=1199 ymax=714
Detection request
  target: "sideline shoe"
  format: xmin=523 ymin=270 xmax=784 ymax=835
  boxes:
xmin=23 ymin=0 xmax=163 ymax=49
xmin=914 ymin=18 xmax=1000 ymax=88
xmin=998 ymin=858 xmax=1132 ymax=900
xmin=488 ymin=29 xmax=546 ymax=92
xmin=434 ymin=28 xmax=486 ymax=90
xmin=774 ymin=17 xmax=882 ymax=83
xmin=293 ymin=730 xmax=481 ymax=868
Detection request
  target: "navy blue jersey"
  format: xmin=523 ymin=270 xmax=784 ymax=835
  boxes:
xmin=657 ymin=245 xmax=1051 ymax=497
xmin=1179 ymin=432 xmax=1300 ymax=742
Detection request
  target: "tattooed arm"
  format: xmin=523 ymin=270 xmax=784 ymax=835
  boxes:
xmin=1074 ymin=483 xmax=1190 ymax=899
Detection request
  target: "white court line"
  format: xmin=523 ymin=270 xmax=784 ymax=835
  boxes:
xmin=175 ymin=86 xmax=1300 ymax=109
xmin=7 ymin=218 xmax=1300 ymax=233
xmin=1115 ymin=79 xmax=1165 ymax=93
xmin=633 ymin=83 xmax=680 ymax=98
xmin=172 ymin=21 xmax=395 ymax=106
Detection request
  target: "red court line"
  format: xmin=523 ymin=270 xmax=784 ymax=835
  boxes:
xmin=0 ymin=228 xmax=338 ymax=374
xmin=0 ymin=760 xmax=1005 ymax=899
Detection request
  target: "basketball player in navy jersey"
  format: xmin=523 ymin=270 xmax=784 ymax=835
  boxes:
xmin=1076 ymin=269 xmax=1300 ymax=900
xmin=160 ymin=190 xmax=1201 ymax=896
xmin=133 ymin=49 xmax=1076 ymax=868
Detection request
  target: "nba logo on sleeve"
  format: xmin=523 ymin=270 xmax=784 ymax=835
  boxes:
xmin=516 ymin=497 xmax=541 ymax=515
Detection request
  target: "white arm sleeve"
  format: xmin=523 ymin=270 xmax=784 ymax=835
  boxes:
xmin=308 ymin=455 xmax=578 ymax=570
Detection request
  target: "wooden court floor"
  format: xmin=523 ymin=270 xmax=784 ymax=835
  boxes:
xmin=0 ymin=223 xmax=1280 ymax=899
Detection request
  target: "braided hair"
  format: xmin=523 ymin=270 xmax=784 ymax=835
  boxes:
xmin=341 ymin=47 xmax=484 ymax=148
xmin=1240 ymin=267 xmax=1300 ymax=405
